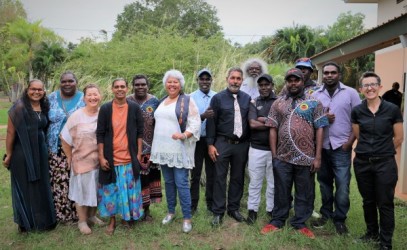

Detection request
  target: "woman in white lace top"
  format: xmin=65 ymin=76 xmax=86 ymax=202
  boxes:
xmin=150 ymin=69 xmax=200 ymax=233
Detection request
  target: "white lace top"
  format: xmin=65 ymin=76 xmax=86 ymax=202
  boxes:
xmin=150 ymin=98 xmax=201 ymax=169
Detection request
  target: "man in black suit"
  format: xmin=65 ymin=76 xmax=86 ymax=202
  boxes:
xmin=206 ymin=67 xmax=251 ymax=226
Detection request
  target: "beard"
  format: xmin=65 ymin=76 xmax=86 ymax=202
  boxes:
xmin=244 ymin=76 xmax=258 ymax=88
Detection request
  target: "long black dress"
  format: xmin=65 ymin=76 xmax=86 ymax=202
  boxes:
xmin=9 ymin=101 xmax=56 ymax=231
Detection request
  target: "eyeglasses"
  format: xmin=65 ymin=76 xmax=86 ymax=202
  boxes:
xmin=61 ymin=79 xmax=75 ymax=84
xmin=323 ymin=71 xmax=338 ymax=75
xmin=29 ymin=88 xmax=44 ymax=92
xmin=361 ymin=82 xmax=379 ymax=89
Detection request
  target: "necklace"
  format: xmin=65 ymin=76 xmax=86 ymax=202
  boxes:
xmin=35 ymin=111 xmax=41 ymax=120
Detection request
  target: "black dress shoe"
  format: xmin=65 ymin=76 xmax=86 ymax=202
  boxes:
xmin=227 ymin=210 xmax=245 ymax=222
xmin=246 ymin=210 xmax=257 ymax=225
xmin=212 ymin=214 xmax=223 ymax=227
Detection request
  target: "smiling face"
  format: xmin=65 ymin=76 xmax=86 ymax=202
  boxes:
xmin=133 ymin=78 xmax=148 ymax=99
xmin=359 ymin=76 xmax=382 ymax=100
xmin=84 ymin=87 xmax=101 ymax=108
xmin=227 ymin=70 xmax=243 ymax=94
xmin=112 ymin=80 xmax=128 ymax=101
xmin=27 ymin=80 xmax=45 ymax=103
xmin=197 ymin=72 xmax=212 ymax=94
xmin=286 ymin=76 xmax=304 ymax=96
xmin=165 ymin=76 xmax=182 ymax=98
xmin=257 ymin=79 xmax=273 ymax=98
xmin=60 ymin=73 xmax=77 ymax=97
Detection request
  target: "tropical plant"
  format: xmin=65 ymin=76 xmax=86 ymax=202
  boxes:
xmin=32 ymin=41 xmax=66 ymax=85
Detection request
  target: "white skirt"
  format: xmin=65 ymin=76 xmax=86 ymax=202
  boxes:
xmin=68 ymin=168 xmax=99 ymax=207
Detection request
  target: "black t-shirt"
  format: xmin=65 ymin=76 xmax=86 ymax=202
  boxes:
xmin=351 ymin=99 xmax=403 ymax=156
xmin=249 ymin=94 xmax=277 ymax=150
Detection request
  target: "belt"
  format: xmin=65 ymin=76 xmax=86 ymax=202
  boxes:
xmin=218 ymin=136 xmax=243 ymax=145
xmin=356 ymin=155 xmax=392 ymax=163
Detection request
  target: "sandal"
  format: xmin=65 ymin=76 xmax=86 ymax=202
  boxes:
xmin=78 ymin=221 xmax=92 ymax=235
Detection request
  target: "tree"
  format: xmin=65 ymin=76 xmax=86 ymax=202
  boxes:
xmin=0 ymin=0 xmax=26 ymax=26
xmin=32 ymin=41 xmax=66 ymax=84
xmin=114 ymin=0 xmax=222 ymax=38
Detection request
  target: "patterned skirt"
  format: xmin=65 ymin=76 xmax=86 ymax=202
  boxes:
xmin=98 ymin=163 xmax=144 ymax=221
xmin=49 ymin=146 xmax=77 ymax=222
xmin=140 ymin=154 xmax=162 ymax=207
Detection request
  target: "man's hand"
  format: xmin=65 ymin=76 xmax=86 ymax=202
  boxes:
xmin=208 ymin=145 xmax=219 ymax=162
xmin=201 ymin=107 xmax=214 ymax=120
xmin=3 ymin=154 xmax=10 ymax=169
xmin=341 ymin=142 xmax=353 ymax=152
xmin=310 ymin=157 xmax=321 ymax=173
xmin=326 ymin=113 xmax=335 ymax=124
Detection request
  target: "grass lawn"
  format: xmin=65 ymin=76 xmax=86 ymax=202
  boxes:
xmin=0 ymin=158 xmax=406 ymax=249
xmin=0 ymin=96 xmax=406 ymax=249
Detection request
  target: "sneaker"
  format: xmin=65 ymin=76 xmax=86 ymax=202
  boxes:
xmin=312 ymin=210 xmax=321 ymax=219
xmin=246 ymin=210 xmax=257 ymax=225
xmin=182 ymin=221 xmax=192 ymax=233
xmin=297 ymin=227 xmax=316 ymax=239
xmin=334 ymin=222 xmax=348 ymax=235
xmin=311 ymin=217 xmax=328 ymax=229
xmin=162 ymin=214 xmax=175 ymax=225
xmin=260 ymin=224 xmax=281 ymax=235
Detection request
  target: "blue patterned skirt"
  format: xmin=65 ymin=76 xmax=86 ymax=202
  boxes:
xmin=97 ymin=163 xmax=144 ymax=221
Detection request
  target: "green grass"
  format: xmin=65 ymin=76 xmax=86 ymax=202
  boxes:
xmin=0 ymin=158 xmax=406 ymax=249
xmin=0 ymin=95 xmax=406 ymax=249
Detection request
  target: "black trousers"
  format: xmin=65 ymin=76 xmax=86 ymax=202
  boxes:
xmin=190 ymin=137 xmax=215 ymax=210
xmin=211 ymin=138 xmax=249 ymax=215
xmin=353 ymin=155 xmax=398 ymax=248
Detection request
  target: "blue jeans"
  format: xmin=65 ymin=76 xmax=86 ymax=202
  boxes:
xmin=317 ymin=147 xmax=351 ymax=223
xmin=161 ymin=165 xmax=191 ymax=219
xmin=270 ymin=159 xmax=314 ymax=229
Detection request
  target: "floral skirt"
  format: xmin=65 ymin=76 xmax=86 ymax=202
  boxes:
xmin=49 ymin=147 xmax=77 ymax=222
xmin=98 ymin=163 xmax=144 ymax=221
xmin=140 ymin=154 xmax=162 ymax=207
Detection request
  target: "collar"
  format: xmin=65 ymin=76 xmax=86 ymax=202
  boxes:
xmin=258 ymin=92 xmax=277 ymax=101
xmin=318 ymin=82 xmax=345 ymax=93
xmin=198 ymin=89 xmax=213 ymax=97
xmin=285 ymin=89 xmax=305 ymax=100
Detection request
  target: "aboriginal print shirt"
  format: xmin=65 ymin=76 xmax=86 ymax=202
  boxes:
xmin=266 ymin=93 xmax=329 ymax=166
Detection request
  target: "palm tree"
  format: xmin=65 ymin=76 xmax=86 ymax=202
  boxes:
xmin=33 ymin=41 xmax=66 ymax=84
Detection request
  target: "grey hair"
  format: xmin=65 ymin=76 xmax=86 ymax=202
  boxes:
xmin=241 ymin=58 xmax=268 ymax=78
xmin=162 ymin=69 xmax=185 ymax=88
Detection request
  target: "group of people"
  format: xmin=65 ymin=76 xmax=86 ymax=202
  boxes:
xmin=2 ymin=57 xmax=404 ymax=249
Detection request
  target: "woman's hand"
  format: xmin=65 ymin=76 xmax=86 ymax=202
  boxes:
xmin=66 ymin=157 xmax=72 ymax=171
xmin=99 ymin=157 xmax=110 ymax=171
xmin=172 ymin=132 xmax=186 ymax=140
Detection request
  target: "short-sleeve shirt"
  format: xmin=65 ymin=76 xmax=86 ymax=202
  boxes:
xmin=351 ymin=99 xmax=403 ymax=156
xmin=266 ymin=94 xmax=329 ymax=166
xmin=190 ymin=89 xmax=216 ymax=137
xmin=249 ymin=93 xmax=277 ymax=150
xmin=312 ymin=82 xmax=361 ymax=149
xmin=60 ymin=108 xmax=99 ymax=175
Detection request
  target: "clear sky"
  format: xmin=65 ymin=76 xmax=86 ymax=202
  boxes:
xmin=20 ymin=0 xmax=378 ymax=45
